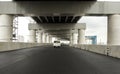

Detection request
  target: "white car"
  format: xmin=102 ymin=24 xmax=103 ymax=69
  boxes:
xmin=53 ymin=41 xmax=61 ymax=47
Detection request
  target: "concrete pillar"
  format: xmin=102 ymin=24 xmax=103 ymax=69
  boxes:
xmin=42 ymin=33 xmax=45 ymax=43
xmin=0 ymin=15 xmax=13 ymax=42
xmin=78 ymin=29 xmax=85 ymax=44
xmin=37 ymin=30 xmax=43 ymax=43
xmin=28 ymin=30 xmax=36 ymax=43
xmin=48 ymin=35 xmax=51 ymax=43
xmin=45 ymin=34 xmax=48 ymax=43
xmin=50 ymin=37 xmax=52 ymax=43
xmin=70 ymin=34 xmax=73 ymax=45
xmin=108 ymin=14 xmax=120 ymax=45
xmin=72 ymin=33 xmax=78 ymax=44
xmin=43 ymin=33 xmax=47 ymax=43
xmin=49 ymin=36 xmax=52 ymax=43
xmin=46 ymin=35 xmax=49 ymax=43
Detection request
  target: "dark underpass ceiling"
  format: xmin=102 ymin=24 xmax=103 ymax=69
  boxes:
xmin=31 ymin=16 xmax=81 ymax=40
xmin=32 ymin=16 xmax=81 ymax=23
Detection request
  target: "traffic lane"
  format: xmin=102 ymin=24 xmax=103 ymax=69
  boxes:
xmin=0 ymin=46 xmax=46 ymax=69
xmin=0 ymin=46 xmax=102 ymax=74
xmin=0 ymin=46 xmax=119 ymax=74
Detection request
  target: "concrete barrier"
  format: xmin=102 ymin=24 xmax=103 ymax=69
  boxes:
xmin=73 ymin=44 xmax=120 ymax=59
xmin=0 ymin=42 xmax=52 ymax=52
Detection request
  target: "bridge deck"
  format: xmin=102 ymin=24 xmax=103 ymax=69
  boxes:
xmin=0 ymin=46 xmax=120 ymax=74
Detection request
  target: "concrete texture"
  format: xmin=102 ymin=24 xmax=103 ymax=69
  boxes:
xmin=0 ymin=15 xmax=13 ymax=42
xmin=29 ymin=23 xmax=85 ymax=40
xmin=74 ymin=44 xmax=120 ymax=59
xmin=78 ymin=29 xmax=85 ymax=44
xmin=108 ymin=14 xmax=120 ymax=45
xmin=29 ymin=23 xmax=86 ymax=30
xmin=0 ymin=46 xmax=120 ymax=74
xmin=72 ymin=33 xmax=78 ymax=44
xmin=37 ymin=30 xmax=43 ymax=43
xmin=27 ymin=30 xmax=36 ymax=43
xmin=0 ymin=42 xmax=51 ymax=52
xmin=1 ymin=2 xmax=120 ymax=15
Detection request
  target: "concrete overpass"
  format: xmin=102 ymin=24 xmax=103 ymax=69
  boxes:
xmin=1 ymin=0 xmax=120 ymax=74
xmin=1 ymin=1 xmax=120 ymax=45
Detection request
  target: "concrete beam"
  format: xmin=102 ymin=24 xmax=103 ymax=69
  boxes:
xmin=52 ymin=36 xmax=70 ymax=39
xmin=29 ymin=23 xmax=86 ymax=30
xmin=46 ymin=29 xmax=78 ymax=32
xmin=49 ymin=32 xmax=70 ymax=34
xmin=1 ymin=2 xmax=120 ymax=15
xmin=46 ymin=29 xmax=78 ymax=40
xmin=51 ymin=34 xmax=70 ymax=37
xmin=50 ymin=32 xmax=70 ymax=35
xmin=45 ymin=29 xmax=78 ymax=34
xmin=46 ymin=30 xmax=70 ymax=34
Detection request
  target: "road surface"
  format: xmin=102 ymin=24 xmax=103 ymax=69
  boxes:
xmin=0 ymin=46 xmax=120 ymax=74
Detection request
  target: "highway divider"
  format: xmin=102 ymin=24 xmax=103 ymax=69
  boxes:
xmin=73 ymin=44 xmax=120 ymax=59
xmin=0 ymin=42 xmax=52 ymax=52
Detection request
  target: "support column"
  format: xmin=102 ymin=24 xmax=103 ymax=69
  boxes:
xmin=43 ymin=33 xmax=47 ymax=43
xmin=108 ymin=14 xmax=120 ymax=45
xmin=72 ymin=33 xmax=77 ymax=44
xmin=78 ymin=29 xmax=85 ymax=44
xmin=49 ymin=36 xmax=52 ymax=43
xmin=70 ymin=34 xmax=73 ymax=45
xmin=42 ymin=33 xmax=45 ymax=43
xmin=28 ymin=30 xmax=36 ymax=43
xmin=0 ymin=15 xmax=13 ymax=42
xmin=37 ymin=30 xmax=43 ymax=43
xmin=47 ymin=35 xmax=51 ymax=43
xmin=46 ymin=35 xmax=49 ymax=43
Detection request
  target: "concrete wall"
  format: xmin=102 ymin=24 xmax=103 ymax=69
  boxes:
xmin=73 ymin=44 xmax=120 ymax=59
xmin=0 ymin=42 xmax=52 ymax=52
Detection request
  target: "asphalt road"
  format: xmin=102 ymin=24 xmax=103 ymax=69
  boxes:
xmin=0 ymin=46 xmax=120 ymax=74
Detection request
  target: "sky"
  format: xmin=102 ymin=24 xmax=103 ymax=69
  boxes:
xmin=17 ymin=17 xmax=35 ymax=36
xmin=78 ymin=16 xmax=107 ymax=44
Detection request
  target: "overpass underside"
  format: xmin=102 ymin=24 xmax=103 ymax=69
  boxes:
xmin=0 ymin=1 xmax=120 ymax=73
xmin=0 ymin=0 xmax=120 ymax=64
xmin=0 ymin=1 xmax=120 ymax=49
xmin=0 ymin=1 xmax=120 ymax=51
